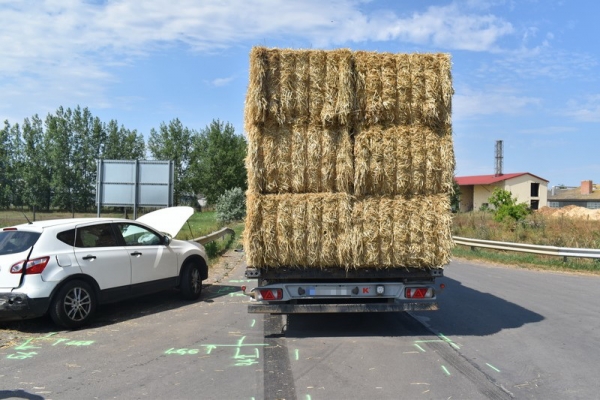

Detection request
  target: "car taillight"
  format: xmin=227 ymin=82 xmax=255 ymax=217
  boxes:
xmin=405 ymin=287 xmax=434 ymax=299
xmin=11 ymin=257 xmax=50 ymax=274
xmin=257 ymin=288 xmax=283 ymax=301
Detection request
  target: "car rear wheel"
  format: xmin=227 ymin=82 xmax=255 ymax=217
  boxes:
xmin=180 ymin=261 xmax=203 ymax=300
xmin=50 ymin=280 xmax=97 ymax=329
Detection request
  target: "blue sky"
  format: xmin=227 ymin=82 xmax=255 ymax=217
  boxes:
xmin=2 ymin=0 xmax=599 ymax=188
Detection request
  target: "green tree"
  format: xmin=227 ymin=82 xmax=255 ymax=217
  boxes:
xmin=216 ymin=187 xmax=246 ymax=223
xmin=0 ymin=121 xmax=12 ymax=208
xmin=104 ymin=120 xmax=145 ymax=160
xmin=8 ymin=122 xmax=25 ymax=208
xmin=488 ymin=187 xmax=530 ymax=222
xmin=22 ymin=115 xmax=52 ymax=213
xmin=148 ymin=119 xmax=194 ymax=205
xmin=45 ymin=107 xmax=74 ymax=210
xmin=190 ymin=120 xmax=247 ymax=205
xmin=450 ymin=179 xmax=461 ymax=213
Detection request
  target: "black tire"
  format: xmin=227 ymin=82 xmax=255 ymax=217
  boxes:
xmin=50 ymin=280 xmax=97 ymax=329
xmin=180 ymin=261 xmax=203 ymax=300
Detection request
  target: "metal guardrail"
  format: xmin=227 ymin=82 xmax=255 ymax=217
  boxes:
xmin=453 ymin=236 xmax=600 ymax=261
xmin=193 ymin=227 xmax=235 ymax=245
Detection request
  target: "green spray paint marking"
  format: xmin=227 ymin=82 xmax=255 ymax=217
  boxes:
xmin=295 ymin=349 xmax=300 ymax=361
xmin=305 ymin=395 xmax=312 ymax=400
xmin=7 ymin=335 xmax=94 ymax=360
xmin=486 ymin=363 xmax=501 ymax=372
xmin=414 ymin=344 xmax=426 ymax=352
xmin=441 ymin=365 xmax=451 ymax=376
xmin=438 ymin=333 xmax=460 ymax=349
xmin=251 ymin=319 xmax=256 ymax=328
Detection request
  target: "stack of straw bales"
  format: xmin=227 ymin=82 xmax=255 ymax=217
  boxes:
xmin=244 ymin=47 xmax=455 ymax=270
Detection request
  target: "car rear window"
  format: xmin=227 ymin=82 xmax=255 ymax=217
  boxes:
xmin=0 ymin=230 xmax=41 ymax=255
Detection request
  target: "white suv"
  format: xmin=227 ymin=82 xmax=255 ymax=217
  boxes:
xmin=0 ymin=207 xmax=208 ymax=329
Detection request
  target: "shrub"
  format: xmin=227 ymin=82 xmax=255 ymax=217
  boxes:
xmin=215 ymin=187 xmax=246 ymax=224
xmin=488 ymin=188 xmax=531 ymax=223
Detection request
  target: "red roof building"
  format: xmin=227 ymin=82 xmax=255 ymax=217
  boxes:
xmin=455 ymin=172 xmax=548 ymax=212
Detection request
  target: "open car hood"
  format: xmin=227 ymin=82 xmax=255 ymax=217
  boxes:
xmin=136 ymin=206 xmax=194 ymax=238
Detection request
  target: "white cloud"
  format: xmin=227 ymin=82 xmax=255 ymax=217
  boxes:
xmin=566 ymin=95 xmax=600 ymax=122
xmin=210 ymin=76 xmax=235 ymax=87
xmin=454 ymin=86 xmax=541 ymax=119
xmin=0 ymin=0 xmax=516 ymax=118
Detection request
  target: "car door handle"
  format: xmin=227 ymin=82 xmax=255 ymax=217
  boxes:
xmin=130 ymin=251 xmax=142 ymax=257
xmin=82 ymin=255 xmax=96 ymax=260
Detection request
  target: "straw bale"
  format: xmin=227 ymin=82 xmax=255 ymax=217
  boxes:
xmin=395 ymin=126 xmax=412 ymax=196
xmin=424 ymin=127 xmax=442 ymax=195
xmin=321 ymin=194 xmax=342 ymax=266
xmin=243 ymin=192 xmax=263 ymax=267
xmin=245 ymin=124 xmax=265 ymax=193
xmin=291 ymin=197 xmax=308 ymax=265
xmin=320 ymin=127 xmax=337 ymax=192
xmin=276 ymin=195 xmax=294 ymax=265
xmin=306 ymin=196 xmax=323 ymax=266
xmin=392 ymin=196 xmax=411 ymax=266
xmin=322 ymin=49 xmax=354 ymax=126
xmin=306 ymin=123 xmax=323 ymax=193
xmin=354 ymin=124 xmax=454 ymax=196
xmin=352 ymin=195 xmax=453 ymax=268
xmin=309 ymin=50 xmax=327 ymax=124
xmin=410 ymin=126 xmax=427 ymax=194
xmin=336 ymin=127 xmax=354 ymax=193
xmin=290 ymin=123 xmax=308 ymax=193
xmin=260 ymin=195 xmax=279 ymax=266
xmin=245 ymin=47 xmax=269 ymax=127
xmin=396 ymin=54 xmax=412 ymax=125
xmin=295 ymin=51 xmax=311 ymax=124
xmin=355 ymin=51 xmax=383 ymax=125
xmin=265 ymin=50 xmax=282 ymax=124
xmin=379 ymin=197 xmax=395 ymax=267
xmin=279 ymin=49 xmax=297 ymax=124
xmin=409 ymin=53 xmax=453 ymax=130
xmin=440 ymin=127 xmax=456 ymax=193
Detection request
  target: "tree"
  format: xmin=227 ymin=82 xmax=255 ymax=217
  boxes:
xmin=148 ymin=119 xmax=194 ymax=205
xmin=488 ymin=188 xmax=530 ymax=222
xmin=104 ymin=120 xmax=145 ymax=160
xmin=0 ymin=121 xmax=12 ymax=208
xmin=45 ymin=107 xmax=74 ymax=210
xmin=450 ymin=179 xmax=461 ymax=213
xmin=22 ymin=115 xmax=52 ymax=213
xmin=190 ymin=120 xmax=247 ymax=205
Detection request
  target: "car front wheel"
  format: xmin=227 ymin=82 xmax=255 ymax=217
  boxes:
xmin=180 ymin=261 xmax=203 ymax=300
xmin=50 ymin=280 xmax=97 ymax=329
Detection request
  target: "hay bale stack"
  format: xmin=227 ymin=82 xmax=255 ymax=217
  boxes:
xmin=245 ymin=122 xmax=354 ymax=194
xmin=353 ymin=125 xmax=454 ymax=196
xmin=244 ymin=193 xmax=354 ymax=268
xmin=244 ymin=47 xmax=454 ymax=269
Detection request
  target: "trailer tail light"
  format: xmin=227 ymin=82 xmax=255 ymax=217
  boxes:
xmin=11 ymin=257 xmax=50 ymax=274
xmin=405 ymin=287 xmax=434 ymax=299
xmin=257 ymin=288 xmax=283 ymax=301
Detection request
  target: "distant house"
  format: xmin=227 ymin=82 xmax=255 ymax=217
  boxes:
xmin=455 ymin=172 xmax=548 ymax=212
xmin=548 ymin=180 xmax=600 ymax=209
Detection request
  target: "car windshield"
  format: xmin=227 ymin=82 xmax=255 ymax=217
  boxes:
xmin=0 ymin=230 xmax=41 ymax=255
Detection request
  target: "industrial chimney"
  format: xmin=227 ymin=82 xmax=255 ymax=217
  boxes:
xmin=495 ymin=140 xmax=503 ymax=177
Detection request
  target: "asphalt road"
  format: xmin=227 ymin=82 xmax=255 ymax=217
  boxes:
xmin=1 ymin=253 xmax=599 ymax=400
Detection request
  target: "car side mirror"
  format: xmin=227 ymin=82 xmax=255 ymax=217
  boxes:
xmin=163 ymin=235 xmax=171 ymax=246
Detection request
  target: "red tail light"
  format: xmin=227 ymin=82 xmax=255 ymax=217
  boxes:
xmin=11 ymin=257 xmax=50 ymax=274
xmin=405 ymin=287 xmax=434 ymax=299
xmin=257 ymin=288 xmax=283 ymax=301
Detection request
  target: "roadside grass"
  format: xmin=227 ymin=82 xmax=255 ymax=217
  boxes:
xmin=452 ymin=211 xmax=600 ymax=274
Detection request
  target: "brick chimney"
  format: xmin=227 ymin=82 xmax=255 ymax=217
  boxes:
xmin=581 ymin=180 xmax=593 ymax=195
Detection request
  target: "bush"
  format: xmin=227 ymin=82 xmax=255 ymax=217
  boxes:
xmin=215 ymin=187 xmax=246 ymax=224
xmin=488 ymin=188 xmax=531 ymax=223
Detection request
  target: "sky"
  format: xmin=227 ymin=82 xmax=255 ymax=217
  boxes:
xmin=1 ymin=0 xmax=599 ymax=188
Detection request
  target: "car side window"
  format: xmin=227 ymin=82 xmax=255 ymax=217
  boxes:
xmin=57 ymin=229 xmax=76 ymax=246
xmin=75 ymin=224 xmax=118 ymax=248
xmin=116 ymin=223 xmax=162 ymax=246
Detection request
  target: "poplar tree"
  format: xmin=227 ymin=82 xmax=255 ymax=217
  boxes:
xmin=190 ymin=119 xmax=247 ymax=205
